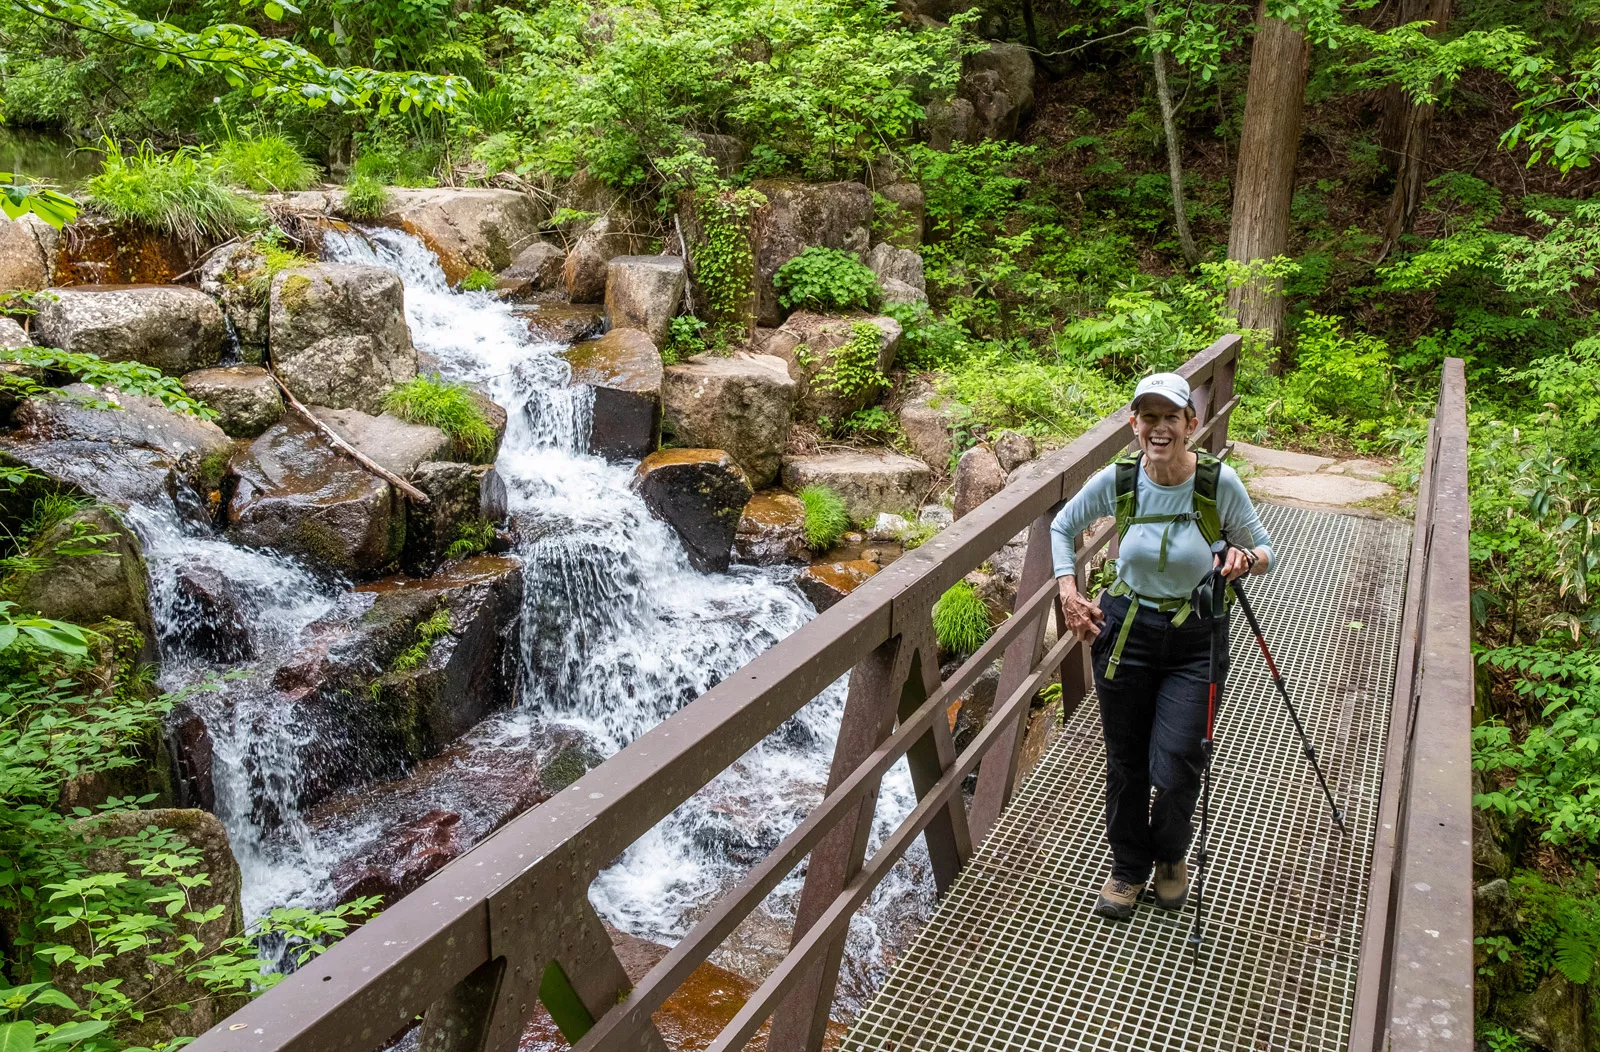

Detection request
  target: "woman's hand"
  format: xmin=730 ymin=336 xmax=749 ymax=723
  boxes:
xmin=1057 ymin=576 xmax=1104 ymax=642
xmin=1219 ymin=545 xmax=1268 ymax=580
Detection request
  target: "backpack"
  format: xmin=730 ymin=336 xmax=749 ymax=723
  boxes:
xmin=1112 ymin=451 xmax=1225 ymax=572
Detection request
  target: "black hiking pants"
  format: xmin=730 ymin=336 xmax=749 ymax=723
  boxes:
xmin=1090 ymin=591 xmax=1227 ymax=884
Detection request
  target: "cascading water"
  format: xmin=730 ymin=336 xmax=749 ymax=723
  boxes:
xmin=135 ymin=223 xmax=929 ymax=1009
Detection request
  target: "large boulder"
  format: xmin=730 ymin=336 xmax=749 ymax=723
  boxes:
xmin=924 ymin=98 xmax=976 ymax=152
xmin=331 ymin=808 xmax=468 ymax=904
xmin=54 ymin=809 xmax=243 ymax=1049
xmin=605 ymin=255 xmax=686 ymax=345
xmin=633 ymin=449 xmax=752 ymax=573
xmin=954 ymin=444 xmax=1007 ymax=519
xmin=181 ymin=365 xmax=283 ymax=438
xmin=197 ymin=240 xmax=270 ymax=363
xmin=762 ymin=312 xmax=900 ymax=425
xmin=961 ymin=42 xmax=1036 ymax=141
xmin=993 ymin=429 xmax=1037 ymax=473
xmin=564 ymin=329 xmax=663 ymax=460
xmin=0 ymin=385 xmax=233 ymax=514
xmin=564 ymin=215 xmax=650 ymax=303
xmin=13 ymin=506 xmax=156 ymax=650
xmin=519 ymin=303 xmax=607 ymax=344
xmin=269 ymin=264 xmax=417 ymax=413
xmin=750 ymin=181 xmax=874 ymax=325
xmin=225 ymin=414 xmax=405 ymax=578
xmin=734 ymin=489 xmax=809 ymax=565
xmin=34 ymin=285 xmax=226 ymax=376
xmin=496 ymin=241 xmax=566 ymax=302
xmin=865 ymin=243 xmax=927 ymax=302
xmin=382 ymin=188 xmax=546 ymax=285
xmin=896 ymin=380 xmax=961 ymax=472
xmin=661 ymin=352 xmax=795 ymax=487
xmin=0 ymin=317 xmax=30 ymax=349
xmin=781 ymin=450 xmax=931 ymax=522
xmin=0 ymin=213 xmax=60 ymax=291
xmin=404 ymin=461 xmax=506 ymax=576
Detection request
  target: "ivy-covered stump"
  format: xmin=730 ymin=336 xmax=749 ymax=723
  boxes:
xmin=633 ymin=448 xmax=753 ymax=574
xmin=564 ymin=328 xmax=664 ymax=460
xmin=661 ymin=352 xmax=796 ymax=487
xmin=35 ymin=284 xmax=227 ymax=376
xmin=780 ymin=449 xmax=931 ymax=523
xmin=762 ymin=312 xmax=901 ymax=427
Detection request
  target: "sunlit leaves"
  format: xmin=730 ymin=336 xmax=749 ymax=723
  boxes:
xmin=0 ymin=176 xmax=77 ymax=230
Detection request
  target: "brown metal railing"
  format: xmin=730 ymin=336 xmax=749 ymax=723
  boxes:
xmin=186 ymin=336 xmax=1241 ymax=1052
xmin=1347 ymin=357 xmax=1473 ymax=1052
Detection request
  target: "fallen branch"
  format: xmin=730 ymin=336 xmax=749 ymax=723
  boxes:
xmin=266 ymin=368 xmax=431 ymax=504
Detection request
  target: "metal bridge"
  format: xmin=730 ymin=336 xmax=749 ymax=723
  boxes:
xmin=190 ymin=339 xmax=1473 ymax=1052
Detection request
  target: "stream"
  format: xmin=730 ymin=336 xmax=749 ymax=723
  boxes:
xmin=139 ymin=226 xmax=932 ymax=1012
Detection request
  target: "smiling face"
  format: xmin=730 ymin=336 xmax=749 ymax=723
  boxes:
xmin=1130 ymin=396 xmax=1198 ymax=467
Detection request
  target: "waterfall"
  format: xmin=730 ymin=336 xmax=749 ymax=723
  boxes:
xmin=136 ymin=224 xmax=929 ymax=1007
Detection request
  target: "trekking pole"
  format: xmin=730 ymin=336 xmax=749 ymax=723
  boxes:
xmin=1227 ymin=576 xmax=1347 ymax=831
xmin=1190 ymin=567 xmax=1227 ymax=952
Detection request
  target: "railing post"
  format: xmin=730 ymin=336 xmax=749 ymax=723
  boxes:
xmin=968 ymin=513 xmax=1056 ymax=845
xmin=897 ymin=628 xmax=971 ymax=893
xmin=768 ymin=633 xmax=923 ymax=1052
xmin=1205 ymin=344 xmax=1236 ymax=456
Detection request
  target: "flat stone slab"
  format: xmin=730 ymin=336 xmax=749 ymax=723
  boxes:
xmin=1249 ymin=473 xmax=1394 ymax=507
xmin=1325 ymin=459 xmax=1392 ymax=481
xmin=1233 ymin=441 xmax=1335 ymax=475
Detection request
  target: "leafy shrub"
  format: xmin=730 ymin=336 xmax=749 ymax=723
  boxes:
xmin=343 ymin=173 xmax=392 ymax=219
xmin=840 ymin=405 xmax=896 ymax=441
xmin=0 ymin=345 xmax=217 ymax=419
xmin=774 ymin=247 xmax=879 ymax=312
xmin=459 ymin=269 xmax=498 ymax=292
xmin=1283 ymin=313 xmax=1394 ymax=424
xmin=86 ymin=140 xmax=261 ymax=245
xmin=351 ymin=142 xmax=440 ymax=188
xmin=382 ymin=376 xmax=497 ymax=461
xmin=798 ymin=485 xmax=849 ymax=551
xmin=214 ymin=133 xmax=319 ymax=192
xmin=664 ymin=315 xmax=708 ymax=364
xmin=933 ymin=580 xmax=991 ymax=655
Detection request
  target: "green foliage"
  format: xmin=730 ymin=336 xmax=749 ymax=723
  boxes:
xmin=811 ymin=323 xmax=890 ymax=403
xmin=0 ymin=175 xmax=77 ymax=230
xmin=939 ymin=345 xmax=1127 ymax=439
xmin=382 ymin=376 xmax=496 ymax=461
xmin=687 ymin=189 xmax=765 ymax=346
xmin=840 ymin=406 xmax=897 ymax=442
xmin=350 ymin=143 xmax=440 ymax=188
xmin=664 ymin=315 xmax=708 ymax=365
xmin=900 ymin=520 xmax=941 ymax=550
xmin=0 ymin=345 xmax=218 ymax=420
xmin=445 ymin=520 xmax=497 ymax=559
xmin=774 ymin=247 xmax=879 ymax=313
xmin=932 ymin=580 xmax=990 ymax=655
xmin=86 ymin=140 xmax=261 ymax=245
xmin=343 ymin=173 xmax=392 ymax=219
xmin=459 ymin=269 xmax=498 ymax=292
xmin=213 ymin=133 xmax=319 ymax=192
xmin=1506 ymin=873 xmax=1600 ymax=989
xmin=392 ymin=608 xmax=452 ymax=674
xmin=1283 ymin=313 xmax=1394 ymax=423
xmin=798 ymin=485 xmax=848 ymax=552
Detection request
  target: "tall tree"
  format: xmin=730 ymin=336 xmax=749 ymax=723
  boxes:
xmin=1377 ymin=0 xmax=1453 ymax=260
xmin=1144 ymin=2 xmax=1200 ymax=266
xmin=1226 ymin=3 xmax=1309 ymax=354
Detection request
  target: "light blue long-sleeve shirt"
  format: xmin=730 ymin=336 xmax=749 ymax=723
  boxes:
xmin=1049 ymin=459 xmax=1274 ymax=602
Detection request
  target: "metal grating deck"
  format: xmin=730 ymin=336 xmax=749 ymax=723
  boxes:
xmin=842 ymin=503 xmax=1411 ymax=1051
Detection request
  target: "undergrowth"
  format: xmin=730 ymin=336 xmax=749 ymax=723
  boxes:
xmin=0 ymin=346 xmax=217 ymax=419
xmin=85 ymin=140 xmax=261 ymax=244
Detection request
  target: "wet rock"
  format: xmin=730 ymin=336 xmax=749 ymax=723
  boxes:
xmin=518 ymin=302 xmax=607 ymax=344
xmin=0 ymin=317 xmax=30 ymax=349
xmin=750 ymin=180 xmax=874 ymax=325
xmin=35 ymin=285 xmax=226 ymax=376
xmin=54 ymin=809 xmax=243 ymax=1049
xmin=0 ymin=214 xmax=59 ymax=291
xmin=874 ymin=181 xmax=925 ymax=248
xmin=865 ymin=242 xmax=926 ymax=299
xmin=383 ymin=187 xmax=546 ymax=285
xmin=165 ymin=563 xmax=252 ymax=663
xmin=763 ymin=312 xmax=901 ymax=424
xmin=867 ymin=512 xmax=910 ymax=541
xmin=269 ymin=264 xmax=416 ymax=413
xmin=954 ymin=444 xmax=1007 ymax=519
xmin=225 ymin=414 xmax=405 ymax=578
xmin=634 ymin=449 xmax=753 ymax=573
xmin=331 ymin=808 xmax=467 ymax=903
xmin=961 ymin=41 xmax=1035 ymax=141
xmin=565 ymin=328 xmax=663 ymax=460
xmin=0 ymin=384 xmax=233 ymax=514
xmin=924 ymin=97 xmax=976 ymax=151
xmin=404 ymin=461 xmax=502 ymax=576
xmin=310 ymin=406 xmax=452 ymax=476
xmin=495 ymin=241 xmax=566 ymax=301
xmin=540 ymin=743 xmax=601 ymax=793
xmin=993 ymin=429 xmax=1037 ymax=473
xmin=1511 ymin=972 xmax=1591 ymax=1052
xmin=164 ymin=701 xmax=216 ymax=812
xmin=661 ymin=352 xmax=795 ymax=487
xmin=564 ymin=215 xmax=650 ymax=303
xmin=781 ymin=450 xmax=931 ymax=522
xmin=13 ymin=506 xmax=156 ymax=648
xmin=733 ymin=489 xmax=809 ymax=565
xmin=796 ymin=559 xmax=879 ymax=611
xmin=50 ymin=216 xmax=200 ymax=287
xmin=898 ymin=381 xmax=960 ymax=472
xmin=181 ymin=365 xmax=283 ymax=438
xmin=605 ymin=255 xmax=686 ymax=345
xmin=197 ymin=240 xmax=270 ymax=362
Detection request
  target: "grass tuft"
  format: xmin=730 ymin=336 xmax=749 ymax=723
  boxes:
xmin=798 ymin=485 xmax=849 ymax=551
xmin=86 ymin=139 xmax=262 ymax=245
xmin=343 ymin=173 xmax=392 ymax=219
xmin=382 ymin=375 xmax=497 ymax=462
xmin=933 ymin=580 xmax=991 ymax=655
xmin=459 ymin=268 xmax=498 ymax=292
xmin=214 ymin=133 xmax=319 ymax=193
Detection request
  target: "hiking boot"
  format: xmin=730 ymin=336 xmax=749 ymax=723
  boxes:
xmin=1153 ymin=861 xmax=1189 ymax=910
xmin=1093 ymin=877 xmax=1145 ymax=921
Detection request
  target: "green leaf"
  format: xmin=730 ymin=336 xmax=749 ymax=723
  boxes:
xmin=38 ymin=1022 xmax=109 ymax=1047
xmin=0 ymin=1022 xmax=37 ymax=1052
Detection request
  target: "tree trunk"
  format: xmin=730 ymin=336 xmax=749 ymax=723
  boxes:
xmin=1226 ymin=4 xmax=1309 ymax=358
xmin=1145 ymin=3 xmax=1200 ymax=267
xmin=1377 ymin=0 xmax=1453 ymax=260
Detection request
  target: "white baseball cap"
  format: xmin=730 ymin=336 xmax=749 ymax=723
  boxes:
xmin=1131 ymin=372 xmax=1192 ymax=410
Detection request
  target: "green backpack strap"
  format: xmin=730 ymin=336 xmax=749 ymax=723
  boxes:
xmin=1112 ymin=453 xmax=1142 ymax=543
xmin=1193 ymin=452 xmax=1224 ymax=548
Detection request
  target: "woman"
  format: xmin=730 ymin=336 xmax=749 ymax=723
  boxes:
xmin=1049 ymin=372 xmax=1274 ymax=921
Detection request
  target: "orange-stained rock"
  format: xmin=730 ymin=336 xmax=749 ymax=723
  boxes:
xmin=795 ymin=558 xmax=879 ymax=612
xmin=733 ymin=489 xmax=808 ymax=565
xmin=52 ymin=217 xmax=199 ymax=286
xmin=566 ymin=328 xmax=663 ymax=460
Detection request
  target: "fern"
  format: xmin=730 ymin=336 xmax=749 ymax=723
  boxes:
xmin=1555 ymin=928 xmax=1598 ymax=983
